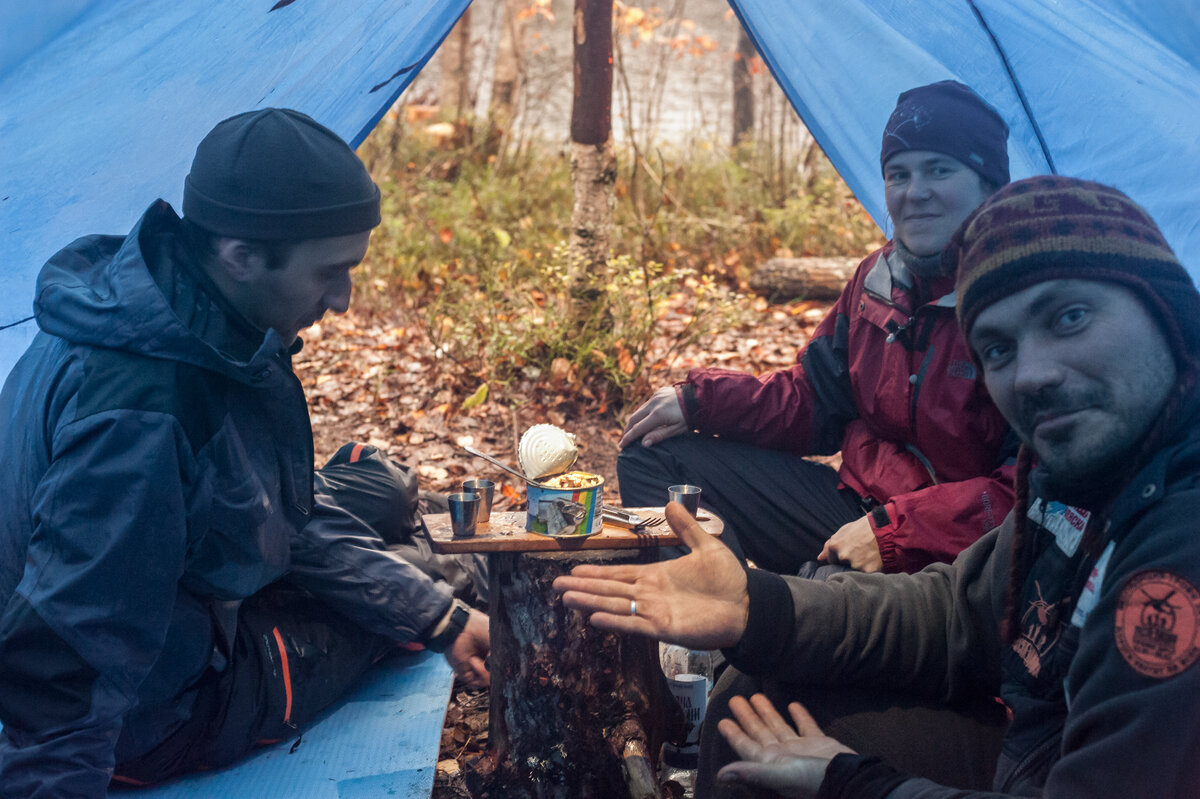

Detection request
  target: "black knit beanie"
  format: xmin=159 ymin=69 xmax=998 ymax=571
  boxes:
xmin=183 ymin=108 xmax=381 ymax=240
xmin=881 ymin=80 xmax=1010 ymax=188
xmin=951 ymin=175 xmax=1200 ymax=374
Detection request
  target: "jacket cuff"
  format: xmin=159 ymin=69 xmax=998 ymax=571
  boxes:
xmin=422 ymin=599 xmax=469 ymax=653
xmin=675 ymin=381 xmax=699 ymax=428
xmin=722 ymin=567 xmax=795 ymax=674
xmin=816 ymin=753 xmax=907 ymax=799
xmin=868 ymin=502 xmax=901 ymax=573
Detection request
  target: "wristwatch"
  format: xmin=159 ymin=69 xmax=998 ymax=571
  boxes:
xmin=424 ymin=599 xmax=471 ymax=653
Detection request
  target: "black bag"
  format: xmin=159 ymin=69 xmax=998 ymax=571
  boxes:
xmin=313 ymin=442 xmax=487 ymax=606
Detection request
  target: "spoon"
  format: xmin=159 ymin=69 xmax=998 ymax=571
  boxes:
xmin=461 ymin=444 xmax=554 ymax=488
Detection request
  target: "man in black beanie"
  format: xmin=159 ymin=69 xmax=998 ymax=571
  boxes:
xmin=0 ymin=108 xmax=489 ymax=796
xmin=618 ymin=81 xmax=1015 ymax=577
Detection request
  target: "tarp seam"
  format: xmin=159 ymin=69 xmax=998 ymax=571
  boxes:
xmin=966 ymin=0 xmax=1058 ymax=174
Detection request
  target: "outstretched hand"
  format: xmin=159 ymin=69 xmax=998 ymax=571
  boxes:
xmin=552 ymin=502 xmax=749 ymax=649
xmin=618 ymin=386 xmax=688 ymax=449
xmin=444 ymin=608 xmax=490 ymax=689
xmin=716 ymin=694 xmax=855 ymax=798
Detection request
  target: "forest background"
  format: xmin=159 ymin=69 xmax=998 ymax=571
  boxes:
xmin=295 ymin=2 xmax=884 ymax=792
xmin=301 ymin=0 xmax=883 ymax=510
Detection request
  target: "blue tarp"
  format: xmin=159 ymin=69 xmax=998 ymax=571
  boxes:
xmin=2 ymin=0 xmax=1199 ymax=383
xmin=0 ymin=0 xmax=470 ymax=381
xmin=727 ymin=0 xmax=1200 ymax=276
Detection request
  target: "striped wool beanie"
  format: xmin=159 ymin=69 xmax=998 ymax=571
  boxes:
xmin=951 ymin=175 xmax=1199 ymax=371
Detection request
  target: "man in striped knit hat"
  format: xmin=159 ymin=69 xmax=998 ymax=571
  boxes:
xmin=555 ymin=176 xmax=1200 ymax=797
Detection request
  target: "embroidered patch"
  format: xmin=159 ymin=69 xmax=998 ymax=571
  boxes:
xmin=1027 ymin=499 xmax=1091 ymax=556
xmin=1115 ymin=571 xmax=1200 ymax=679
xmin=1012 ymin=581 xmax=1066 ymax=678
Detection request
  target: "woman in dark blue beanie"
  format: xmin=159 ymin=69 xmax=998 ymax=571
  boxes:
xmin=616 ymin=80 xmax=1017 ymax=582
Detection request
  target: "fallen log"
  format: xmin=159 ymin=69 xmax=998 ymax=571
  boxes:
xmin=748 ymin=256 xmax=859 ymax=302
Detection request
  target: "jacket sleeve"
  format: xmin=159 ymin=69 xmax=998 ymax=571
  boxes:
xmin=870 ymin=462 xmax=1016 ymax=573
xmin=683 ymin=255 xmax=877 ymax=454
xmin=0 ymin=410 xmax=193 ymax=799
xmin=285 ymin=488 xmax=453 ymax=645
xmin=728 ymin=515 xmax=1011 ymax=702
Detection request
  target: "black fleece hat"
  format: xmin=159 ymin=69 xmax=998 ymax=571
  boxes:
xmin=183 ymin=108 xmax=381 ymax=240
xmin=881 ymin=80 xmax=1010 ymax=188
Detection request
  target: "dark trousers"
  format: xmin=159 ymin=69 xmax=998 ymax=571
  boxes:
xmin=112 ymin=583 xmax=399 ymax=786
xmin=618 ymin=436 xmax=863 ymax=573
xmin=696 ymin=667 xmax=1009 ymax=798
xmin=112 ymin=442 xmax=474 ymax=787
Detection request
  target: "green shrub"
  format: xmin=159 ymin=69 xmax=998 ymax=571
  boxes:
xmin=355 ymin=122 xmax=880 ymax=409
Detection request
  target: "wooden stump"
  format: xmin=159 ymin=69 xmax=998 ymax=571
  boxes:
xmin=748 ymin=256 xmax=859 ymax=302
xmin=486 ymin=549 xmax=681 ymax=799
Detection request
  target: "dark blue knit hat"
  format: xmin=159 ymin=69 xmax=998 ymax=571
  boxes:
xmin=183 ymin=108 xmax=380 ymax=240
xmin=881 ymin=80 xmax=1010 ymax=188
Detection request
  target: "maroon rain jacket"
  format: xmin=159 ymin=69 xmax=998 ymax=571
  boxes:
xmin=683 ymin=243 xmax=1014 ymax=572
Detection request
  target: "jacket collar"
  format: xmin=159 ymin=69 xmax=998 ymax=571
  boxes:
xmin=864 ymin=243 xmax=957 ymax=310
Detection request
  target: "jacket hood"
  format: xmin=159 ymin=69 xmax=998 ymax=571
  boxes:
xmin=34 ymin=201 xmax=287 ymax=382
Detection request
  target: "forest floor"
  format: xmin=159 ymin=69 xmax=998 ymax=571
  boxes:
xmin=293 ymin=292 xmax=831 ymax=796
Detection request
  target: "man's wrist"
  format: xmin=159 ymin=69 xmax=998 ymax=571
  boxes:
xmin=424 ymin=599 xmax=470 ymax=653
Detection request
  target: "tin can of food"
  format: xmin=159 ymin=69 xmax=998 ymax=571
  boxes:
xmin=526 ymin=472 xmax=605 ymax=536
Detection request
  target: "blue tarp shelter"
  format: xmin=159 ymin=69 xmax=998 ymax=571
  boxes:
xmin=0 ymin=0 xmax=1198 ymax=793
xmin=2 ymin=1 xmax=1199 ymax=383
xmin=0 ymin=0 xmax=470 ymax=381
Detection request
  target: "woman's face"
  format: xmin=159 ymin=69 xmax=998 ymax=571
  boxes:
xmin=884 ymin=151 xmax=991 ymax=256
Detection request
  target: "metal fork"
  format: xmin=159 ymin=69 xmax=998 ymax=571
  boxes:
xmin=630 ymin=515 xmax=665 ymax=535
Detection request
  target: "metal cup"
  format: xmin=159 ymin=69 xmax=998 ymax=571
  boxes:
xmin=667 ymin=484 xmax=701 ymax=517
xmin=448 ymin=492 xmax=481 ymax=537
xmin=462 ymin=478 xmax=496 ymax=523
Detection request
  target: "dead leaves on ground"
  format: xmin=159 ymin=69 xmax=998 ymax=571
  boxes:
xmin=295 ymin=294 xmax=829 ymax=502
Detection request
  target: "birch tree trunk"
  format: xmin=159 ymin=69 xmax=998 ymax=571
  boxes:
xmin=568 ymin=0 xmax=616 ymax=294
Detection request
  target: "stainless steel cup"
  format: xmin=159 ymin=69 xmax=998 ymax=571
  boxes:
xmin=667 ymin=484 xmax=701 ymax=517
xmin=462 ymin=478 xmax=496 ymax=523
xmin=448 ymin=492 xmax=481 ymax=537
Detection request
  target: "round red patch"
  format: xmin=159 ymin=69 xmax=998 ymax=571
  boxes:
xmin=1115 ymin=570 xmax=1200 ymax=679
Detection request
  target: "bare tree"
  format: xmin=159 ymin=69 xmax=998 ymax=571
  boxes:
xmin=490 ymin=0 xmax=525 ymax=126
xmin=568 ymin=0 xmax=617 ymax=289
xmin=439 ymin=5 xmax=473 ymax=120
xmin=732 ymin=25 xmax=755 ymax=146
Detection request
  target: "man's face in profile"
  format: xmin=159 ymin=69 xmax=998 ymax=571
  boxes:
xmin=969 ymin=278 xmax=1177 ymax=483
xmin=232 ymin=231 xmax=371 ymax=346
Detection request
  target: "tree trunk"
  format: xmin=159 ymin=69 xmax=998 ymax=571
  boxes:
xmin=748 ymin=256 xmax=861 ymax=302
xmin=568 ymin=0 xmax=616 ymax=283
xmin=490 ymin=0 xmax=524 ymax=125
xmin=731 ymin=26 xmax=755 ymax=146
xmin=439 ymin=5 xmax=473 ymax=120
xmin=488 ymin=550 xmax=677 ymax=799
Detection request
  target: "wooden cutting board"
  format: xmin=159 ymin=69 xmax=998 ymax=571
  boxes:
xmin=424 ymin=508 xmax=723 ymax=553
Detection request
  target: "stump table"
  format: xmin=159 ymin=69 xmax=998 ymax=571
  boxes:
xmin=425 ymin=509 xmax=724 ymax=799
